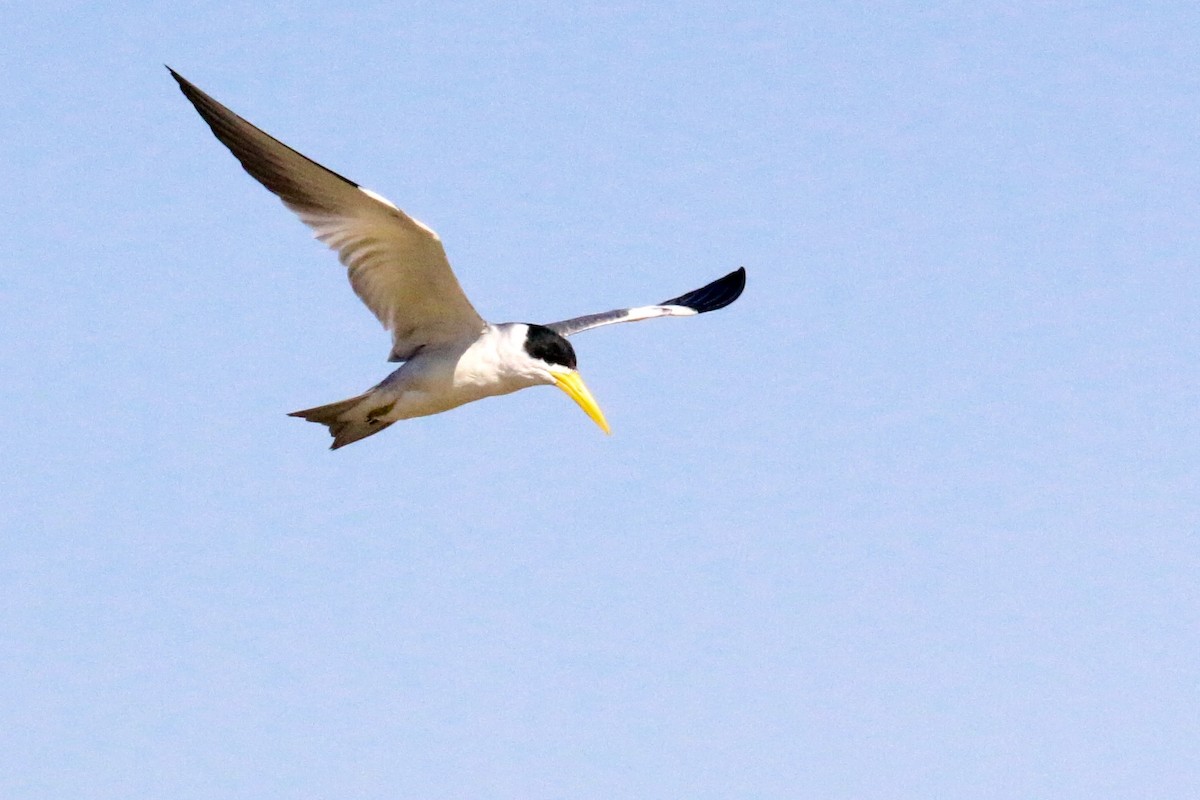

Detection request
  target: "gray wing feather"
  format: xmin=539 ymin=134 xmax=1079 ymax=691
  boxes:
xmin=545 ymin=268 xmax=745 ymax=337
xmin=169 ymin=68 xmax=485 ymax=361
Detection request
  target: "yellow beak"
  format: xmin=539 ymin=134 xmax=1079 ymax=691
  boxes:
xmin=551 ymin=370 xmax=611 ymax=434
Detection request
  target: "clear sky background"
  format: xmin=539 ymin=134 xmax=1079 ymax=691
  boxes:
xmin=3 ymin=2 xmax=1199 ymax=798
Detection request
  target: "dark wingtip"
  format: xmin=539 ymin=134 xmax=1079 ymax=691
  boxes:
xmin=166 ymin=66 xmax=206 ymax=108
xmin=168 ymin=67 xmax=365 ymax=197
xmin=660 ymin=267 xmax=746 ymax=314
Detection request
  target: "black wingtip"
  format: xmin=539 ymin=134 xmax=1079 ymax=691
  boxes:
xmin=660 ymin=267 xmax=746 ymax=313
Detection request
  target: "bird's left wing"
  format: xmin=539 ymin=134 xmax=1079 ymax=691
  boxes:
xmin=169 ymin=68 xmax=485 ymax=361
xmin=544 ymin=267 xmax=745 ymax=337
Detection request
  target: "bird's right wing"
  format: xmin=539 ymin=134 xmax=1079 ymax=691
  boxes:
xmin=169 ymin=68 xmax=485 ymax=362
xmin=544 ymin=268 xmax=745 ymax=337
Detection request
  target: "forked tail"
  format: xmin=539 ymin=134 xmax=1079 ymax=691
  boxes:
xmin=288 ymin=391 xmax=395 ymax=450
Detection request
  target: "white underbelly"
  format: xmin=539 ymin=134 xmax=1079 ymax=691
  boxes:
xmin=385 ymin=381 xmax=521 ymax=421
xmin=372 ymin=346 xmax=533 ymax=423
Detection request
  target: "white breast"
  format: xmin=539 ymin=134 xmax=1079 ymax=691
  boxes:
xmin=372 ymin=324 xmax=549 ymax=422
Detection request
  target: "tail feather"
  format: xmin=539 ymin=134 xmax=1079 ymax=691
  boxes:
xmin=289 ymin=391 xmax=395 ymax=450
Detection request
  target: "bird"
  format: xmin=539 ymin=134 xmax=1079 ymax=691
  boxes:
xmin=168 ymin=68 xmax=746 ymax=449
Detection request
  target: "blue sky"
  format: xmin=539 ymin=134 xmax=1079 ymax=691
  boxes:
xmin=3 ymin=2 xmax=1199 ymax=797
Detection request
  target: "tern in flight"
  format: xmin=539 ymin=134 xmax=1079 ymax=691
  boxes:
xmin=170 ymin=69 xmax=746 ymax=449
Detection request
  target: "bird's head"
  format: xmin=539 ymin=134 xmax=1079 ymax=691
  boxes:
xmin=521 ymin=324 xmax=611 ymax=434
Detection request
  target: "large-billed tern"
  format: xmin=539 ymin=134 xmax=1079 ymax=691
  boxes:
xmin=170 ymin=69 xmax=746 ymax=449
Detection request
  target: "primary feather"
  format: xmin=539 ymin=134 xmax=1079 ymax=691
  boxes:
xmin=168 ymin=68 xmax=484 ymax=362
xmin=545 ymin=267 xmax=746 ymax=337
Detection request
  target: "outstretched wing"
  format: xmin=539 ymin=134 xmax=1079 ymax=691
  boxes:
xmin=544 ymin=268 xmax=745 ymax=337
xmin=169 ymin=68 xmax=485 ymax=361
